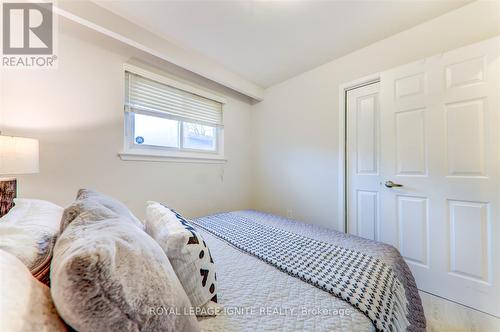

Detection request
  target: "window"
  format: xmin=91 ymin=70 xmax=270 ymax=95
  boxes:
xmin=121 ymin=65 xmax=225 ymax=162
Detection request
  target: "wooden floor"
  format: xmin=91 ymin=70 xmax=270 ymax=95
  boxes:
xmin=420 ymin=291 xmax=500 ymax=332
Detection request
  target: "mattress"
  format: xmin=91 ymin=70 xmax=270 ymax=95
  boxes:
xmin=196 ymin=211 xmax=378 ymax=332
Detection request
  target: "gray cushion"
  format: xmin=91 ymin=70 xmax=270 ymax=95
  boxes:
xmin=51 ymin=198 xmax=199 ymax=332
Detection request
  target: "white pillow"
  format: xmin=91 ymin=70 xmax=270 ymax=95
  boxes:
xmin=145 ymin=201 xmax=219 ymax=316
xmin=0 ymin=198 xmax=60 ymax=223
xmin=0 ymin=198 xmax=63 ymax=283
xmin=0 ymin=249 xmax=66 ymax=332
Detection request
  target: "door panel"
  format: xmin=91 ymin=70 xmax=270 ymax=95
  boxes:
xmin=397 ymin=195 xmax=429 ymax=268
xmin=356 ymin=94 xmax=379 ymax=174
xmin=448 ymin=200 xmax=490 ymax=283
xmin=347 ymin=83 xmax=380 ymax=241
xmin=356 ymin=190 xmax=378 ymax=240
xmin=377 ymin=37 xmax=500 ymax=316
xmin=445 ymin=98 xmax=486 ymax=176
xmin=395 ymin=109 xmax=427 ymax=175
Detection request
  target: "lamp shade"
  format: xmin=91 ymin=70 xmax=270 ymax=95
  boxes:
xmin=0 ymin=135 xmax=39 ymax=175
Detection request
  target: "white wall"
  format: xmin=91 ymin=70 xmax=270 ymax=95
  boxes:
xmin=0 ymin=19 xmax=253 ymax=219
xmin=250 ymin=1 xmax=500 ymax=229
xmin=2 ymin=1 xmax=499 ymax=227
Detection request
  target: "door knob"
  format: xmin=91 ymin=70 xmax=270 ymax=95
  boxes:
xmin=385 ymin=180 xmax=403 ymax=188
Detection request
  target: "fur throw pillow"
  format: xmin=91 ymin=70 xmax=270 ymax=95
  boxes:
xmin=74 ymin=189 xmax=144 ymax=230
xmin=51 ymin=198 xmax=199 ymax=332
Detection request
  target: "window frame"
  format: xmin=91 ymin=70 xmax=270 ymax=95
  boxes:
xmin=120 ymin=64 xmax=226 ymax=163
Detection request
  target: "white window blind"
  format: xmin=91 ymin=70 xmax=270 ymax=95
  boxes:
xmin=125 ymin=71 xmax=223 ymax=127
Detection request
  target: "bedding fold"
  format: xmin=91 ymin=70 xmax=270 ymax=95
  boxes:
xmin=192 ymin=212 xmax=420 ymax=332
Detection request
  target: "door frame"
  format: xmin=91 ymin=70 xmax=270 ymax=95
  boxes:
xmin=338 ymin=74 xmax=380 ymax=233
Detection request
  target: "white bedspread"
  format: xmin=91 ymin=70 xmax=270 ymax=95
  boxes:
xmin=196 ymin=213 xmax=375 ymax=332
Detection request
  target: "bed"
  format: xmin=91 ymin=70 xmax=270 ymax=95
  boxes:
xmin=0 ymin=194 xmax=425 ymax=331
xmin=194 ymin=210 xmax=425 ymax=332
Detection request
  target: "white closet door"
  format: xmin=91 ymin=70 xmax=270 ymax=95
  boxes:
xmin=347 ymin=82 xmax=381 ymax=241
xmin=379 ymin=37 xmax=500 ymax=316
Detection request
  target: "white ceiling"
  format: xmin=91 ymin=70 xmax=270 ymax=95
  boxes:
xmin=94 ymin=0 xmax=470 ymax=88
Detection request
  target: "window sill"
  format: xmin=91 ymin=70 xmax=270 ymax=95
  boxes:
xmin=118 ymin=151 xmax=227 ymax=164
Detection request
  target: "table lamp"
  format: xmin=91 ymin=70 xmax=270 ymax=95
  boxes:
xmin=0 ymin=135 xmax=39 ymax=217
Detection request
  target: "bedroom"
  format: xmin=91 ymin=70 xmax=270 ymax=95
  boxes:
xmin=0 ymin=0 xmax=499 ymax=331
